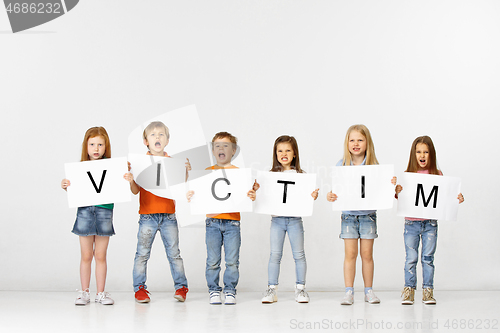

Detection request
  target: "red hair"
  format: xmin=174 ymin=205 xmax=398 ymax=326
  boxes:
xmin=81 ymin=127 xmax=111 ymax=161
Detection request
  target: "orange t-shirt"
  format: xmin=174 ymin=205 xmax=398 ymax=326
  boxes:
xmin=138 ymin=152 xmax=176 ymax=215
xmin=206 ymin=164 xmax=240 ymax=221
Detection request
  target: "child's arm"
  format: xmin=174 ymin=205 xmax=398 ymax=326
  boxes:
xmin=395 ymin=184 xmax=402 ymax=199
xmin=124 ymin=162 xmax=140 ymax=195
xmin=247 ymin=180 xmax=259 ymax=201
xmin=61 ymin=179 xmax=70 ymax=191
xmin=326 ymin=191 xmax=338 ymax=202
xmin=311 ymin=188 xmax=319 ymax=200
xmin=185 ymin=158 xmax=191 ymax=181
xmin=186 ymin=190 xmax=194 ymax=202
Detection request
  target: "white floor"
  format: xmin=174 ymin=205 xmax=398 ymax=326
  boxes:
xmin=0 ymin=291 xmax=498 ymax=333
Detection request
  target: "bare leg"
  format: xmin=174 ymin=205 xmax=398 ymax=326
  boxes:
xmin=343 ymin=239 xmax=359 ymax=287
xmin=360 ymin=239 xmax=374 ymax=288
xmin=79 ymin=236 xmax=95 ymax=291
xmin=94 ymin=236 xmax=110 ymax=293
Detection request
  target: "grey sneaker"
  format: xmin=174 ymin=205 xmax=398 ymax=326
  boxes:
xmin=422 ymin=288 xmax=436 ymax=304
xmin=295 ymin=284 xmax=310 ymax=303
xmin=261 ymin=285 xmax=278 ymax=303
xmin=340 ymin=290 xmax=354 ymax=305
xmin=401 ymin=287 xmax=415 ymax=305
xmin=364 ymin=289 xmax=380 ymax=304
xmin=75 ymin=289 xmax=90 ymax=305
xmin=209 ymin=292 xmax=222 ymax=305
xmin=95 ymin=292 xmax=114 ymax=305
xmin=224 ymin=292 xmax=236 ymax=305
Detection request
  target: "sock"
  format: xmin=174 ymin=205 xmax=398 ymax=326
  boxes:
xmin=346 ymin=287 xmax=354 ymax=293
xmin=364 ymin=287 xmax=372 ymax=295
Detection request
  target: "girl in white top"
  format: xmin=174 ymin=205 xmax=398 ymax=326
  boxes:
xmin=260 ymin=135 xmax=319 ymax=303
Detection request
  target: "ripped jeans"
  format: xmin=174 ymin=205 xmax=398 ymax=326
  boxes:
xmin=404 ymin=219 xmax=438 ymax=289
xmin=132 ymin=213 xmax=188 ymax=292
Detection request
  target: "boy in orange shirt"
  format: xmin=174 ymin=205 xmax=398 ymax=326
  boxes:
xmin=125 ymin=121 xmax=189 ymax=303
xmin=187 ymin=132 xmax=257 ymax=305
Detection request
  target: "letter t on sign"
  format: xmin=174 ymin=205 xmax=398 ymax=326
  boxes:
xmin=277 ymin=180 xmax=296 ymax=204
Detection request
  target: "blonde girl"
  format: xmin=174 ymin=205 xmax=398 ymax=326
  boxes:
xmin=327 ymin=125 xmax=396 ymax=305
xmin=61 ymin=127 xmax=115 ymax=305
xmin=260 ymin=135 xmax=319 ymax=304
xmin=395 ymin=136 xmax=464 ymax=305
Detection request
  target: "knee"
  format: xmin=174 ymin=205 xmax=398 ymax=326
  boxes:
xmin=292 ymin=251 xmax=306 ymax=263
xmin=422 ymin=255 xmax=434 ymax=264
xmin=360 ymin=251 xmax=373 ymax=262
xmin=269 ymin=251 xmax=283 ymax=264
xmin=344 ymin=250 xmax=358 ymax=261
xmin=94 ymin=252 xmax=107 ymax=264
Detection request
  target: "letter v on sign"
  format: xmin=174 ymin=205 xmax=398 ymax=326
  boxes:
xmin=3 ymin=0 xmax=79 ymax=33
xmin=87 ymin=170 xmax=107 ymax=194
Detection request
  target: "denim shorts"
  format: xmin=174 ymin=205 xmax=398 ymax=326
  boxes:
xmin=340 ymin=213 xmax=377 ymax=239
xmin=72 ymin=206 xmax=115 ymax=237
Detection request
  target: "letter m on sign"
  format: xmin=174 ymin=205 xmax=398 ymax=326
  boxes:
xmin=415 ymin=184 xmax=438 ymax=208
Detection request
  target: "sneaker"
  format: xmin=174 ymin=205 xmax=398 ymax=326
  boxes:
xmin=340 ymin=290 xmax=354 ymax=305
xmin=364 ymin=289 xmax=380 ymax=304
xmin=135 ymin=285 xmax=151 ymax=303
xmin=209 ymin=292 xmax=222 ymax=305
xmin=224 ymin=292 xmax=236 ymax=305
xmin=174 ymin=287 xmax=188 ymax=302
xmin=95 ymin=292 xmax=114 ymax=305
xmin=422 ymin=288 xmax=436 ymax=304
xmin=401 ymin=287 xmax=415 ymax=305
xmin=75 ymin=289 xmax=90 ymax=305
xmin=261 ymin=285 xmax=278 ymax=303
xmin=295 ymin=284 xmax=310 ymax=303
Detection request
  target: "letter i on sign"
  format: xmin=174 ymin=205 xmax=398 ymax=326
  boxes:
xmin=361 ymin=176 xmax=365 ymax=199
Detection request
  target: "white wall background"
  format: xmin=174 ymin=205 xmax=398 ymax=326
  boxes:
xmin=0 ymin=0 xmax=498 ymax=292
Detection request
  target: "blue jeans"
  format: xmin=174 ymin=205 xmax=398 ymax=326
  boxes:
xmin=133 ymin=213 xmax=188 ymax=292
xmin=268 ymin=216 xmax=307 ymax=286
xmin=205 ymin=218 xmax=241 ymax=294
xmin=404 ymin=219 xmax=438 ymax=289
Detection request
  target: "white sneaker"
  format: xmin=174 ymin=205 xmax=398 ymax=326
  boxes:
xmin=75 ymin=289 xmax=90 ymax=305
xmin=224 ymin=293 xmax=236 ymax=305
xmin=209 ymin=292 xmax=222 ymax=305
xmin=95 ymin=292 xmax=114 ymax=305
xmin=340 ymin=290 xmax=354 ymax=305
xmin=261 ymin=285 xmax=278 ymax=303
xmin=364 ymin=289 xmax=380 ymax=304
xmin=295 ymin=284 xmax=310 ymax=303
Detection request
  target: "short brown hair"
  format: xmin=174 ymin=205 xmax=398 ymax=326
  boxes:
xmin=212 ymin=131 xmax=237 ymax=144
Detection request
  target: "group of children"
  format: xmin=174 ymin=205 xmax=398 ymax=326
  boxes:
xmin=61 ymin=122 xmax=464 ymax=307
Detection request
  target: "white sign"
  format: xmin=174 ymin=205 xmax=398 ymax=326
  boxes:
xmin=253 ymin=171 xmax=317 ymax=216
xmin=397 ymin=172 xmax=461 ymax=221
xmin=188 ymin=168 xmax=253 ymax=215
xmin=128 ymin=105 xmax=207 ymax=155
xmin=64 ymin=157 xmax=131 ymax=208
xmin=128 ymin=154 xmax=186 ymax=199
xmin=331 ymin=165 xmax=395 ymax=211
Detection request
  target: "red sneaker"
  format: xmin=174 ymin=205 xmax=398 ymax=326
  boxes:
xmin=174 ymin=287 xmax=188 ymax=302
xmin=135 ymin=285 xmax=150 ymax=303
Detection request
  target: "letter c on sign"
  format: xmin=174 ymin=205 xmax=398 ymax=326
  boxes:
xmin=211 ymin=178 xmax=231 ymax=201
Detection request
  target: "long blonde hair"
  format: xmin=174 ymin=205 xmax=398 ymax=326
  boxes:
xmin=341 ymin=124 xmax=378 ymax=166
